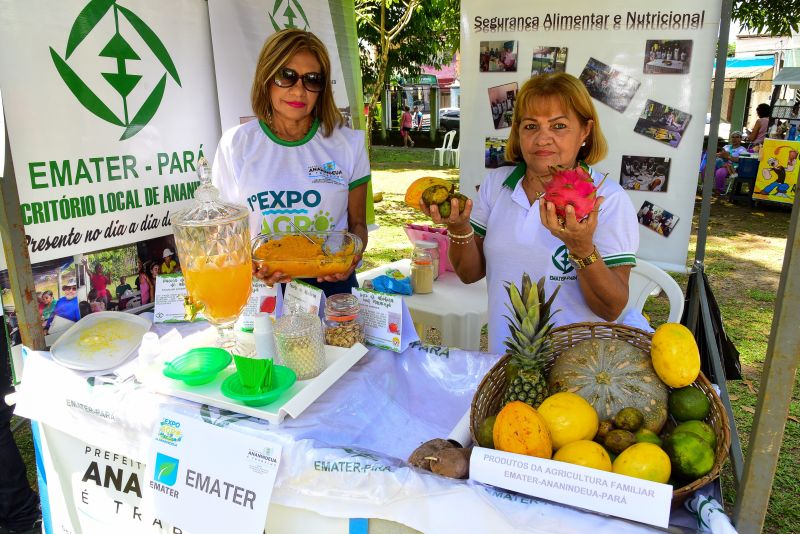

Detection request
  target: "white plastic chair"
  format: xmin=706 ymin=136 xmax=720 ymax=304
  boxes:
xmin=622 ymin=259 xmax=684 ymax=323
xmin=444 ymin=134 xmax=460 ymax=167
xmin=434 ymin=130 xmax=456 ymax=166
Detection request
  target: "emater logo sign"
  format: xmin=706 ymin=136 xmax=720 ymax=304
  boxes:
xmin=269 ymin=0 xmax=311 ymax=31
xmin=49 ymin=0 xmax=181 ymax=140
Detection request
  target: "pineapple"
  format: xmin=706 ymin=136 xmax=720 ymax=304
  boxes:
xmin=502 ymin=274 xmax=560 ymax=408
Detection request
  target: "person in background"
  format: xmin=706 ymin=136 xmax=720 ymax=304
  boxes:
xmin=86 ymin=261 xmax=111 ymax=310
xmin=421 ymin=73 xmax=645 ymax=354
xmin=44 ymin=280 xmax=81 ymax=333
xmin=714 ymin=131 xmax=749 ymax=195
xmin=38 ymin=290 xmax=55 ymax=324
xmin=400 ymin=105 xmax=415 ymax=148
xmin=0 ymin=316 xmax=41 ymax=534
xmin=415 ymin=106 xmax=423 ymax=131
xmin=160 ymin=248 xmax=178 ymax=274
xmin=88 ymin=289 xmax=106 ymax=313
xmin=213 ymin=28 xmax=370 ymax=297
xmin=745 ymin=103 xmax=770 ymax=146
xmin=115 ymin=276 xmax=132 ymax=301
xmin=138 ymin=261 xmax=153 ymax=305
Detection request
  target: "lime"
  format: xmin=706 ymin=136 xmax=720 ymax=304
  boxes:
xmin=664 ymin=432 xmax=715 ymax=479
xmin=668 ymin=386 xmax=711 ymax=421
xmin=673 ymin=420 xmax=716 ymax=450
xmin=635 ymin=428 xmax=663 ymax=447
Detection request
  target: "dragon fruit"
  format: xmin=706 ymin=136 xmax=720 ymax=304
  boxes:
xmin=541 ymin=166 xmax=601 ymax=222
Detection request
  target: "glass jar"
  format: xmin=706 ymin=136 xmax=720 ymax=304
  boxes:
xmin=324 ymin=293 xmax=365 ymax=348
xmin=410 ymin=249 xmax=434 ymax=294
xmin=413 ymin=240 xmax=440 ymax=279
xmin=274 ymin=312 xmax=326 ymax=380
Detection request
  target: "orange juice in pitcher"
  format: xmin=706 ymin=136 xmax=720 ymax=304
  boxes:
xmin=183 ymin=257 xmax=252 ymax=325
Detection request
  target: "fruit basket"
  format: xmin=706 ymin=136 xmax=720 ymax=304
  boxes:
xmin=470 ymin=322 xmax=730 ymax=506
xmin=251 ymin=230 xmax=362 ymax=278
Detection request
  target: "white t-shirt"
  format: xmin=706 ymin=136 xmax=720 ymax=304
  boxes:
xmin=212 ymin=119 xmax=371 ymax=237
xmin=470 ymin=163 xmax=648 ymax=354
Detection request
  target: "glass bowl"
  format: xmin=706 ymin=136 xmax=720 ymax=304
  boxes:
xmin=251 ymin=231 xmax=363 ymax=279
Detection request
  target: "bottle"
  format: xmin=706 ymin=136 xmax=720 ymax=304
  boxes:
xmin=137 ymin=332 xmax=160 ymax=371
xmin=410 ymin=249 xmax=434 ymax=294
xmin=413 ymin=240 xmax=440 ymax=279
xmin=253 ymin=312 xmax=277 ymax=362
xmin=324 ymin=293 xmax=364 ymax=348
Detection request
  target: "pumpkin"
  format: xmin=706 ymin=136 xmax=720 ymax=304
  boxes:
xmin=404 ymin=177 xmax=451 ymax=209
xmin=547 ymin=338 xmax=669 ymax=433
xmin=492 ymin=401 xmax=553 ymax=458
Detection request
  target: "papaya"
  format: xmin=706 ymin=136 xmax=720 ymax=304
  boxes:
xmin=404 ymin=177 xmax=451 ymax=209
xmin=492 ymin=401 xmax=552 ymax=459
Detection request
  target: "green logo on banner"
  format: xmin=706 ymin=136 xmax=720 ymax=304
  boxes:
xmin=269 ymin=0 xmax=311 ymax=31
xmin=50 ymin=0 xmax=181 ymax=140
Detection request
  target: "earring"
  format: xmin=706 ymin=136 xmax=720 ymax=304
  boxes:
xmin=581 ymin=141 xmax=586 ymax=147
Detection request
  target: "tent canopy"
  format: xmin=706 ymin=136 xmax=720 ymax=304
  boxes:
xmin=772 ymin=66 xmax=800 ymax=86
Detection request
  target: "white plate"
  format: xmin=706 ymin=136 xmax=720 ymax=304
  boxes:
xmin=50 ymin=311 xmax=152 ymax=372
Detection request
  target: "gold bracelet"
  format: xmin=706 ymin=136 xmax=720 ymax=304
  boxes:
xmin=447 ymin=229 xmax=474 ymax=239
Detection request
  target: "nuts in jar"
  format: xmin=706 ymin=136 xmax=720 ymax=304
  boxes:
xmin=324 ymin=293 xmax=365 ymax=348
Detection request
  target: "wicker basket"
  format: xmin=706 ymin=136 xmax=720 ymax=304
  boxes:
xmin=470 ymin=322 xmax=730 ymax=506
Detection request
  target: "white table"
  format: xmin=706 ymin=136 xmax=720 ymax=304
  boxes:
xmin=357 ymin=259 xmax=488 ymax=351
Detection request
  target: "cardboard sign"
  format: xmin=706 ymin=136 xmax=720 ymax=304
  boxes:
xmin=144 ymin=407 xmax=281 ymax=534
xmin=352 ymin=288 xmax=418 ymax=352
xmin=282 ymin=280 xmax=324 ymax=317
xmin=469 ymin=447 xmax=672 ymax=528
xmin=236 ymin=280 xmax=281 ymax=331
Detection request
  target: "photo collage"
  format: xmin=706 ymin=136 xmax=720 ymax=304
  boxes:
xmin=477 ymin=37 xmax=695 ymax=238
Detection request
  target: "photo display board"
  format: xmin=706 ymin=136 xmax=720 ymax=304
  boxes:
xmin=461 ymin=0 xmax=723 ymax=271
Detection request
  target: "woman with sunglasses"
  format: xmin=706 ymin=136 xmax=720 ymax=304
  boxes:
xmin=213 ymin=29 xmax=370 ymax=296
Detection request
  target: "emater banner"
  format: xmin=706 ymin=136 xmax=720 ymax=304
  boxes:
xmin=0 ymin=0 xmax=221 ymax=263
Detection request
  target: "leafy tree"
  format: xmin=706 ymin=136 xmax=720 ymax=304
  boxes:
xmin=733 ymin=0 xmax=800 ymax=36
xmin=356 ymin=0 xmax=459 ymax=141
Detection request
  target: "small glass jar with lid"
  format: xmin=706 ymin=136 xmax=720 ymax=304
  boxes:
xmin=324 ymin=293 xmax=365 ymax=348
xmin=410 ymin=249 xmax=434 ymax=294
xmin=413 ymin=240 xmax=440 ymax=279
xmin=273 ymin=312 xmax=326 ymax=380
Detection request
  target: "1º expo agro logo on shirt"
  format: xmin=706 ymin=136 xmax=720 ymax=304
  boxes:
xmin=50 ymin=0 xmax=181 ymax=141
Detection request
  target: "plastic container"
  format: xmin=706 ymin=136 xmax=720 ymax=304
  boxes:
xmin=253 ymin=313 xmax=278 ymax=362
xmin=163 ymin=347 xmax=232 ymax=386
xmin=274 ymin=312 xmax=327 ymax=380
xmin=137 ymin=331 xmax=160 ymax=371
xmin=221 ymin=365 xmax=296 ymax=407
xmin=324 ymin=293 xmax=365 ymax=348
xmin=413 ymin=241 xmax=440 ymax=280
xmin=410 ymin=249 xmax=434 ymax=294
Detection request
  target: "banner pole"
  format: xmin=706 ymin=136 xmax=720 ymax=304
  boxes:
xmin=0 ymin=110 xmax=46 ymax=350
xmin=695 ymin=0 xmax=733 ymax=265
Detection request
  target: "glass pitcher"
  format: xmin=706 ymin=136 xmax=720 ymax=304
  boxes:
xmin=171 ymin=157 xmax=252 ymax=351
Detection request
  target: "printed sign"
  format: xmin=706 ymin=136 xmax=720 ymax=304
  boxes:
xmin=352 ymin=288 xmax=418 ymax=352
xmin=460 ymin=0 xmax=722 ymax=272
xmin=236 ymin=279 xmax=282 ymax=331
xmin=470 ymin=447 xmax=672 ymax=528
xmin=753 ymin=139 xmax=799 ymax=205
xmin=282 ymin=279 xmax=324 ymax=316
xmin=144 ymin=407 xmax=281 ymax=534
xmin=153 ymin=274 xmax=192 ymax=323
xmin=0 ymin=0 xmax=221 ymax=263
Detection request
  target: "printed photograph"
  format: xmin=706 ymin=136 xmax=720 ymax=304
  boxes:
xmin=531 ymin=46 xmax=568 ymax=76
xmin=634 ymin=100 xmax=692 ymax=148
xmin=485 ymin=137 xmax=514 ymax=168
xmin=488 ymin=82 xmax=518 ymax=129
xmin=620 ymin=155 xmax=671 ymax=192
xmin=637 ymin=200 xmax=679 ymax=237
xmin=479 ymin=41 xmax=518 ymax=72
xmin=578 ymin=57 xmax=641 ymax=113
xmin=643 ymin=40 xmax=693 ymax=74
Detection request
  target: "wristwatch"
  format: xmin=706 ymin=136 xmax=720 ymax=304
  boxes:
xmin=568 ymin=246 xmax=601 ymax=270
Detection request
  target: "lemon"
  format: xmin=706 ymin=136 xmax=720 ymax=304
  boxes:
xmin=553 ymin=440 xmax=612 ymax=471
xmin=664 ymin=431 xmax=715 ymax=479
xmin=612 ymin=442 xmax=671 ymax=483
xmin=669 ymin=387 xmax=711 ymax=421
xmin=673 ymin=420 xmax=716 ymax=450
xmin=651 ymin=323 xmax=701 ymax=388
xmin=538 ymin=392 xmax=599 ymax=450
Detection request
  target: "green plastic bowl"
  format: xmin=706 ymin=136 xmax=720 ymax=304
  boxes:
xmin=163 ymin=347 xmax=232 ymax=386
xmin=221 ymin=365 xmax=297 ymax=407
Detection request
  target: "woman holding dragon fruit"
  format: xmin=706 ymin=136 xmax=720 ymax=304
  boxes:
xmin=421 ymin=73 xmax=648 ymax=354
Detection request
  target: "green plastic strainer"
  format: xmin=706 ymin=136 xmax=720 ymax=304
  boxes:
xmin=163 ymin=347 xmax=232 ymax=386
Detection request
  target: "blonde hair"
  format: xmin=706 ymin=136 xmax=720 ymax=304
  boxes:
xmin=251 ymin=29 xmax=344 ymax=137
xmin=506 ymin=73 xmax=607 ymax=165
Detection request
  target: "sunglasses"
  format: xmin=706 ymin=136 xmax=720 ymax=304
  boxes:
xmin=63 ymin=286 xmax=77 ymax=291
xmin=273 ymin=68 xmax=324 ymax=93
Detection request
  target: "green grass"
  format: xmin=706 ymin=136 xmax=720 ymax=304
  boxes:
xmin=11 ymin=146 xmax=798 ymax=532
